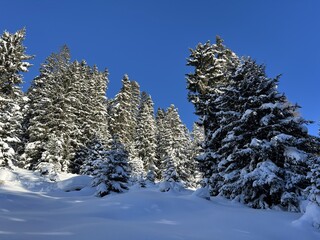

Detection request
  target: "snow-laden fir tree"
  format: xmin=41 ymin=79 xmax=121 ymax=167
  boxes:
xmin=127 ymin=143 xmax=145 ymax=185
xmin=82 ymin=138 xmax=130 ymax=197
xmin=203 ymin=57 xmax=315 ymax=211
xmin=108 ymin=75 xmax=135 ymax=147
xmin=190 ymin=123 xmax=205 ymax=186
xmin=22 ymin=46 xmax=110 ymax=173
xmin=0 ymin=28 xmax=33 ymax=167
xmin=22 ymin=46 xmax=73 ymax=171
xmin=133 ymin=91 xmax=157 ymax=182
xmin=159 ymin=111 xmax=181 ymax=192
xmin=167 ymin=105 xmax=194 ymax=187
xmin=309 ymin=156 xmax=320 ymax=205
xmin=69 ymin=62 xmax=110 ymax=173
xmin=303 ymin=132 xmax=320 ymax=228
xmin=155 ymin=108 xmax=166 ymax=180
xmin=80 ymin=138 xmax=110 ymax=175
xmin=159 ymin=105 xmax=194 ymax=191
xmin=186 ymin=37 xmax=240 ymax=193
xmin=129 ymin=80 xmax=141 ymax=141
xmin=186 ymin=36 xmax=239 ymax=133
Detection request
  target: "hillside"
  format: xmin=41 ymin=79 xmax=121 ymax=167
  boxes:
xmin=0 ymin=167 xmax=319 ymax=240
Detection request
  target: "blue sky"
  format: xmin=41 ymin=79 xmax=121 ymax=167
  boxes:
xmin=2 ymin=0 xmax=319 ymax=135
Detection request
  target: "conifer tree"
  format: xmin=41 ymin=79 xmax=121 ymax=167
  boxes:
xmin=22 ymin=46 xmax=110 ymax=173
xmin=108 ymin=75 xmax=134 ymax=147
xmin=309 ymin=156 xmax=320 ymax=206
xmin=129 ymin=80 xmax=141 ymax=141
xmin=186 ymin=37 xmax=239 ymax=132
xmin=201 ymin=57 xmax=315 ymax=211
xmin=0 ymin=29 xmax=33 ymax=167
xmin=190 ymin=123 xmax=205 ymax=186
xmin=134 ymin=91 xmax=157 ymax=182
xmin=159 ymin=105 xmax=193 ymax=190
xmin=22 ymin=46 xmax=72 ymax=170
xmin=186 ymin=38 xmax=240 ymax=192
xmin=88 ymin=138 xmax=130 ymax=197
xmin=191 ymin=123 xmax=204 ymax=158
xmin=79 ymin=138 xmax=104 ymax=176
xmin=187 ymin=38 xmax=318 ymax=211
xmin=167 ymin=105 xmax=194 ymax=187
xmin=127 ymin=143 xmax=145 ymax=183
xmin=159 ymin=113 xmax=180 ymax=191
xmin=155 ymin=108 xmax=166 ymax=180
xmin=307 ymin=132 xmax=320 ymax=208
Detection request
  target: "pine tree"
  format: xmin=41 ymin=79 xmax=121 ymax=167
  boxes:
xmin=22 ymin=46 xmax=72 ymax=170
xmin=79 ymin=138 xmax=103 ymax=176
xmin=309 ymin=156 xmax=320 ymax=207
xmin=129 ymin=80 xmax=141 ymax=142
xmin=186 ymin=37 xmax=239 ymax=132
xmin=127 ymin=142 xmax=145 ymax=184
xmin=191 ymin=123 xmax=204 ymax=159
xmin=133 ymin=92 xmax=157 ymax=182
xmin=108 ymin=75 xmax=134 ymax=147
xmin=307 ymin=132 xmax=320 ymax=207
xmin=159 ymin=105 xmax=193 ymax=190
xmin=155 ymin=108 xmax=166 ymax=180
xmin=0 ymin=28 xmax=33 ymax=167
xmin=22 ymin=46 xmax=110 ymax=173
xmin=159 ymin=112 xmax=181 ymax=191
xmin=190 ymin=123 xmax=205 ymax=186
xmin=205 ymin=58 xmax=315 ymax=211
xmin=89 ymin=138 xmax=130 ymax=197
xmin=186 ymin=37 xmax=240 ymax=193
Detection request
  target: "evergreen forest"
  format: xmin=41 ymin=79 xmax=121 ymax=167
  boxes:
xmin=1 ymin=29 xmax=319 ymax=214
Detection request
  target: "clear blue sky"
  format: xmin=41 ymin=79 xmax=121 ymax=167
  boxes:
xmin=2 ymin=0 xmax=319 ymax=136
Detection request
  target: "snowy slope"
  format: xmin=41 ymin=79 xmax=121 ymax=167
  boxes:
xmin=0 ymin=167 xmax=319 ymax=240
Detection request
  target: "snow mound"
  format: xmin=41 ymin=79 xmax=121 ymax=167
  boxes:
xmin=0 ymin=168 xmax=17 ymax=182
xmin=294 ymin=202 xmax=320 ymax=229
xmin=57 ymin=175 xmax=92 ymax=192
xmin=192 ymin=187 xmax=210 ymax=200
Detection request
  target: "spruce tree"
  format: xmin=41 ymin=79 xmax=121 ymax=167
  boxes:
xmin=129 ymin=80 xmax=141 ymax=142
xmin=190 ymin=123 xmax=205 ymax=186
xmin=309 ymin=156 xmax=320 ymax=206
xmin=79 ymin=138 xmax=105 ymax=176
xmin=88 ymin=138 xmax=130 ymax=197
xmin=22 ymin=46 xmax=110 ymax=173
xmin=204 ymin=58 xmax=315 ymax=211
xmin=187 ymin=38 xmax=318 ymax=211
xmin=159 ymin=111 xmax=181 ymax=191
xmin=186 ymin=38 xmax=240 ymax=193
xmin=108 ymin=75 xmax=134 ymax=147
xmin=22 ymin=46 xmax=72 ymax=170
xmin=127 ymin=142 xmax=145 ymax=184
xmin=134 ymin=91 xmax=157 ymax=182
xmin=159 ymin=105 xmax=193 ymax=190
xmin=155 ymin=108 xmax=166 ymax=180
xmin=186 ymin=37 xmax=239 ymax=132
xmin=0 ymin=28 xmax=33 ymax=167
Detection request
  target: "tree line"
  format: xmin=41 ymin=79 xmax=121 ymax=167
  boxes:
xmin=0 ymin=29 xmax=319 ymax=214
xmin=0 ymin=29 xmax=203 ymax=196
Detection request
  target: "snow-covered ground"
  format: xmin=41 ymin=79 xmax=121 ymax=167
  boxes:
xmin=0 ymin=167 xmax=319 ymax=240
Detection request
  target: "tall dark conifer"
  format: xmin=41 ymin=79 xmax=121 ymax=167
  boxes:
xmin=0 ymin=29 xmax=33 ymax=167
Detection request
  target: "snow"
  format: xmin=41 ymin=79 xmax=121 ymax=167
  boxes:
xmin=284 ymin=147 xmax=307 ymax=162
xmin=0 ymin=167 xmax=319 ymax=240
xmin=260 ymin=103 xmax=281 ymax=110
xmin=294 ymin=202 xmax=320 ymax=229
